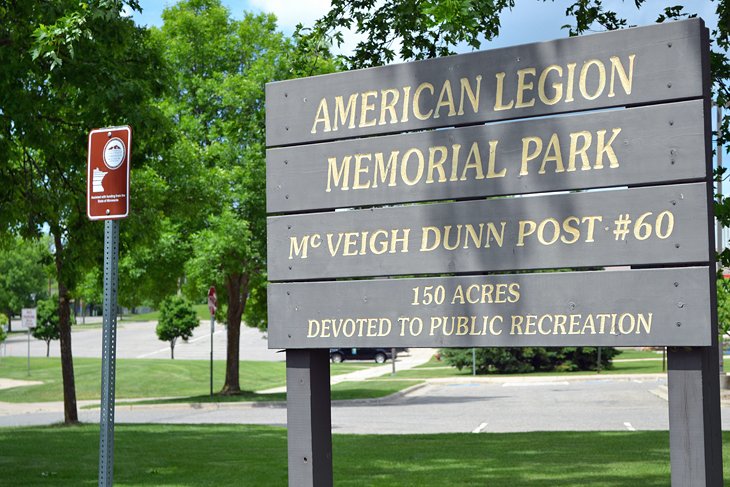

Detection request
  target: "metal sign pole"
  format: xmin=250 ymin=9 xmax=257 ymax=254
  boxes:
xmin=210 ymin=314 xmax=214 ymax=397
xmin=99 ymin=219 xmax=120 ymax=487
xmin=27 ymin=328 xmax=30 ymax=376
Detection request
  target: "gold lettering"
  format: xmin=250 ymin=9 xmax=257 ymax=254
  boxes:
xmin=334 ymin=94 xmax=358 ymax=130
xmin=352 ymin=153 xmax=371 ymax=189
xmin=568 ymin=131 xmax=592 ymax=172
xmin=537 ymin=218 xmax=560 ymax=246
xmin=289 ymin=235 xmax=311 ymax=259
xmin=390 ymin=228 xmax=410 ymax=253
xmin=370 ymin=230 xmax=390 ymax=255
xmin=560 ymin=216 xmax=581 ymax=244
xmin=538 ymin=133 xmax=565 ymax=174
xmin=307 ymin=319 xmax=320 ymax=337
xmin=565 ymin=63 xmax=577 ymax=102
xmin=401 ymin=148 xmax=425 ymax=185
xmin=413 ymin=82 xmax=435 ymax=120
xmin=434 ymin=80 xmax=456 ymax=118
xmin=458 ymin=76 xmax=482 ymax=115
xmin=538 ymin=65 xmax=563 ymax=105
xmin=608 ymin=54 xmax=636 ymax=97
xmin=510 ymin=315 xmax=524 ymax=335
xmin=494 ymin=72 xmax=514 ymax=111
xmin=443 ymin=225 xmax=462 ymax=251
xmin=326 ymin=156 xmax=351 ymax=192
xmin=460 ymin=142 xmax=485 ymax=181
xmin=520 ymin=136 xmax=543 ymax=176
xmin=426 ymin=146 xmax=448 ymax=184
xmin=379 ymin=88 xmax=400 ymax=125
xmin=516 ymin=68 xmax=536 ymax=108
xmin=373 ymin=151 xmax=399 ymax=188
xmin=401 ymin=86 xmax=411 ymax=122
xmin=579 ymin=59 xmax=606 ymax=101
xmin=516 ymin=220 xmax=537 ymax=247
xmin=595 ymin=128 xmax=622 ymax=169
xmin=420 ymin=226 xmax=440 ymax=252
xmin=311 ymin=98 xmax=331 ymax=133
xmin=358 ymin=91 xmax=377 ymax=128
xmin=485 ymin=140 xmax=506 ymax=178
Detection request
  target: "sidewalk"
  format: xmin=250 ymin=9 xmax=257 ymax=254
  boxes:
xmin=256 ymin=348 xmax=436 ymax=394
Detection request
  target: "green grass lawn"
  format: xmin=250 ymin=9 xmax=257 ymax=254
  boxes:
xmin=395 ymin=348 xmax=725 ymax=379
xmin=113 ymin=379 xmax=422 ymax=406
xmin=2 ymin=424 xmax=730 ymax=486
xmin=121 ymin=303 xmax=212 ymax=322
xmin=0 ymin=357 xmax=404 ymax=404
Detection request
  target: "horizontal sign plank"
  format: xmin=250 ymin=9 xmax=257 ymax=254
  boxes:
xmin=267 ymin=100 xmax=706 ymax=213
xmin=268 ymin=267 xmax=712 ymax=348
xmin=266 ymin=19 xmax=705 ymax=147
xmin=267 ymin=183 xmax=710 ymax=281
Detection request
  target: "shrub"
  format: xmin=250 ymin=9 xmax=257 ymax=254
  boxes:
xmin=0 ymin=313 xmax=7 ymax=343
xmin=32 ymin=298 xmax=64 ymax=357
xmin=440 ymin=347 xmax=621 ymax=374
xmin=156 ymin=295 xmax=199 ymax=359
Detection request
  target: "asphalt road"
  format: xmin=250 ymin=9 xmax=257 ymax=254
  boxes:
xmin=3 ymin=319 xmax=730 ymax=434
xmin=4 ymin=374 xmax=729 ymax=434
xmin=1 ymin=318 xmax=279 ymax=361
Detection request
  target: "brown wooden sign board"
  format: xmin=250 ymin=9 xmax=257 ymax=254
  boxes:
xmin=268 ymin=100 xmax=706 ymax=213
xmin=268 ymin=267 xmax=711 ymax=348
xmin=266 ymin=18 xmax=722 ymax=487
xmin=268 ymin=182 xmax=710 ymax=281
xmin=266 ymin=19 xmax=705 ymax=147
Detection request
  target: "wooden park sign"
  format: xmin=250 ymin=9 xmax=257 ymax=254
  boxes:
xmin=266 ymin=19 xmax=722 ymax=486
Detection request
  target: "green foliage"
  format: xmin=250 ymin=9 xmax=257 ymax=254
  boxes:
xmin=32 ymin=298 xmax=69 ymax=356
xmin=0 ymin=236 xmax=51 ymax=320
xmin=718 ymin=278 xmax=730 ymax=336
xmin=156 ymin=295 xmax=199 ymax=359
xmin=0 ymin=314 xmax=7 ymax=343
xmin=440 ymin=347 xmax=621 ymax=374
xmin=313 ymin=0 xmax=515 ymax=68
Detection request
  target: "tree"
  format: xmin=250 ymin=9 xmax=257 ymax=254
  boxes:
xmin=156 ymin=295 xmax=199 ymax=359
xmin=0 ymin=236 xmax=50 ymax=330
xmin=155 ymin=0 xmax=336 ymax=394
xmin=0 ymin=1 xmax=167 ymax=423
xmin=0 ymin=313 xmax=8 ymax=344
xmin=717 ymin=278 xmax=730 ymax=336
xmin=32 ymin=298 xmax=64 ymax=357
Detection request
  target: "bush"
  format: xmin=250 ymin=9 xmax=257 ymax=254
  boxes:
xmin=32 ymin=298 xmax=64 ymax=357
xmin=156 ymin=295 xmax=199 ymax=359
xmin=440 ymin=347 xmax=621 ymax=374
xmin=0 ymin=313 xmax=7 ymax=343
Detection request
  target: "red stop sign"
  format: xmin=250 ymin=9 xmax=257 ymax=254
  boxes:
xmin=87 ymin=126 xmax=131 ymax=220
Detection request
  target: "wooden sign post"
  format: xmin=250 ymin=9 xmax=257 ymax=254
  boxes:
xmin=265 ymin=19 xmax=721 ymax=486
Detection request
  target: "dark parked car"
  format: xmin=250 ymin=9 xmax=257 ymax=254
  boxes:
xmin=329 ymin=347 xmax=399 ymax=363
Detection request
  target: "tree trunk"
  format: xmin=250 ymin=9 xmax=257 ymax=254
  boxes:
xmin=5 ymin=309 xmax=11 ymax=332
xmin=54 ymin=233 xmax=78 ymax=424
xmin=46 ymin=340 xmax=50 ymax=357
xmin=170 ymin=337 xmax=176 ymax=359
xmin=221 ymin=273 xmax=248 ymax=395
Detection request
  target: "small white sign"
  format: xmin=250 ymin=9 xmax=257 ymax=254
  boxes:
xmin=103 ymin=138 xmax=126 ymax=169
xmin=21 ymin=308 xmax=37 ymax=329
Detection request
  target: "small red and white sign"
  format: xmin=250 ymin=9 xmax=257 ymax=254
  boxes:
xmin=208 ymin=287 xmax=217 ymax=316
xmin=87 ymin=126 xmax=131 ymax=220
